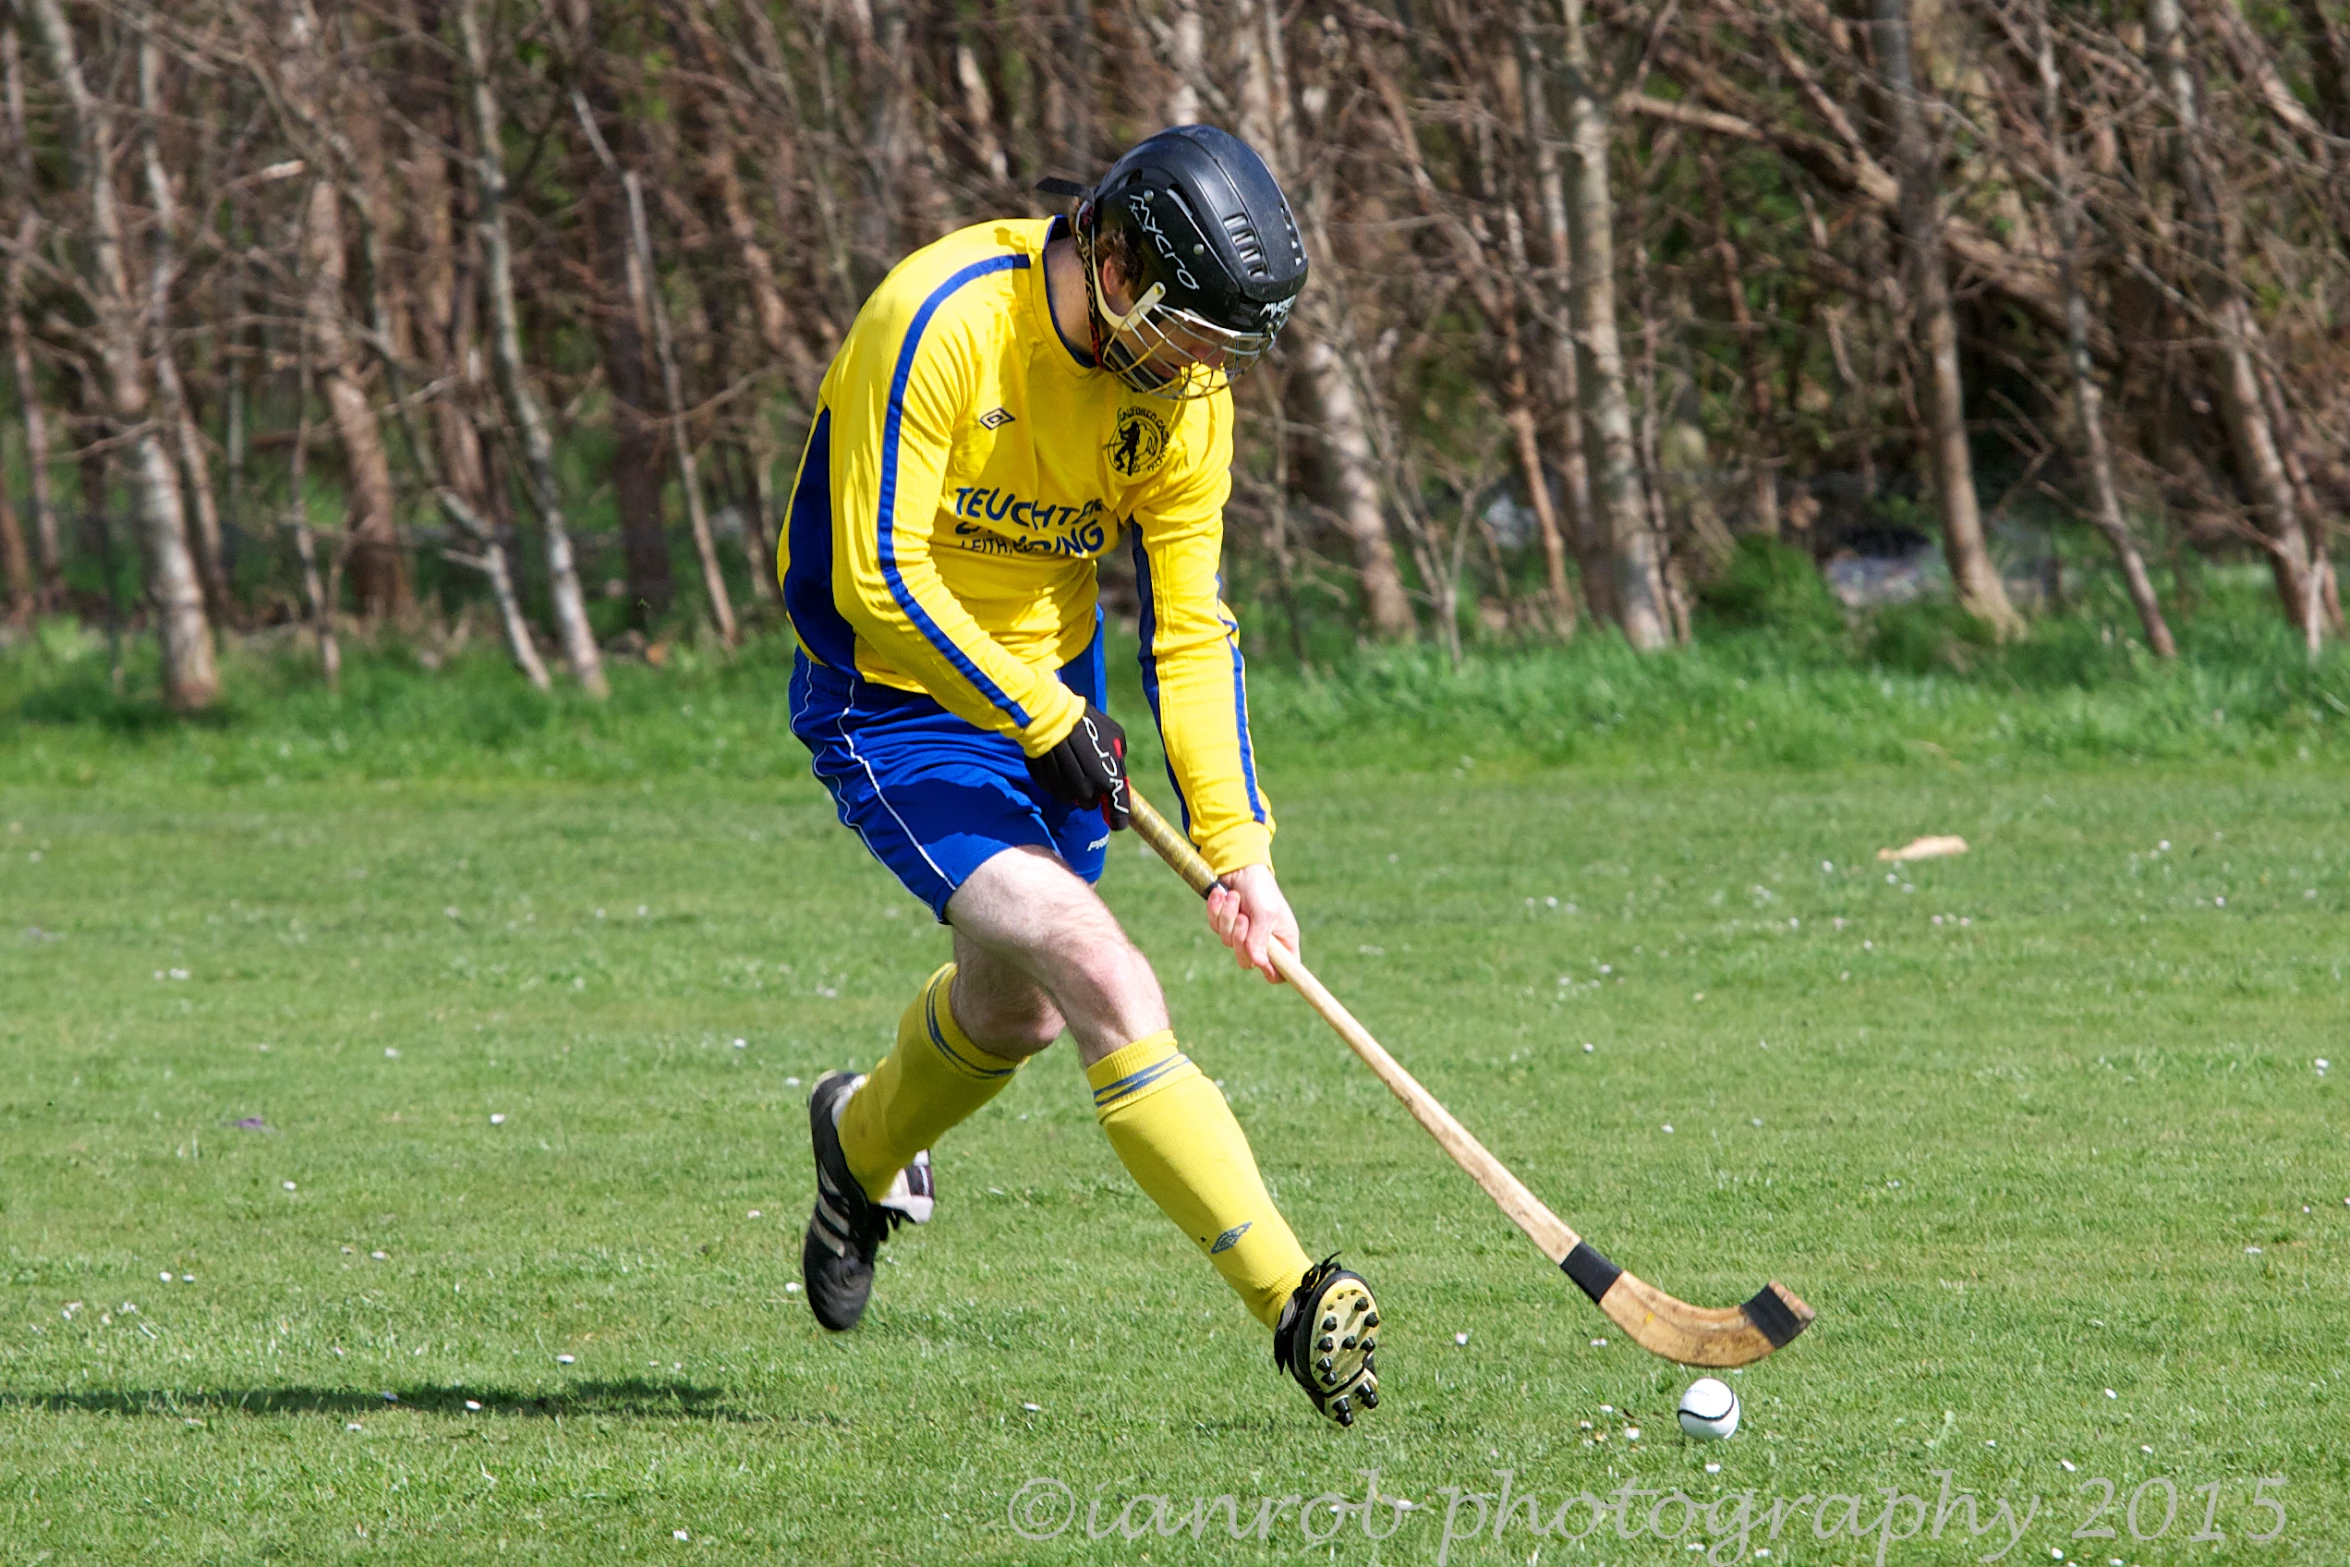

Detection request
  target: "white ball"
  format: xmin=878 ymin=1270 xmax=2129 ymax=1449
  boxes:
xmin=1676 ymin=1376 xmax=1740 ymax=1440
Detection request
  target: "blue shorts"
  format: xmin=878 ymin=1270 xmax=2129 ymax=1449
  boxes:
xmin=788 ymin=627 xmax=1112 ymax=922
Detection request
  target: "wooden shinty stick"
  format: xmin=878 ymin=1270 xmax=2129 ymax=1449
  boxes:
xmin=1127 ymin=788 xmax=1813 ymax=1368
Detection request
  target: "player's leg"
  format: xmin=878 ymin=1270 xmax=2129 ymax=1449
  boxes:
xmin=948 ymin=847 xmax=1381 ymax=1421
xmin=944 ymin=845 xmax=1317 ymax=1330
xmin=803 ymin=894 xmax=1080 ymax=1334
xmin=816 ymin=921 xmax=1067 ymax=1250
xmin=823 ymin=915 xmax=1075 ymax=1239
xmin=805 ymin=951 xmax=1031 ymax=1331
xmin=941 ymin=845 xmax=1162 ymax=1065
xmin=829 ymin=847 xmax=1138 ymax=1229
xmin=827 ymin=959 xmax=1024 ymax=1188
xmin=790 ymin=658 xmax=1376 ymax=1414
xmin=941 ymin=931 xmax=1064 ymax=1057
xmin=790 ymin=665 xmax=1054 ymax=1330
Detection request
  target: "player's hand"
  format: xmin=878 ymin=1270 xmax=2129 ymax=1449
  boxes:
xmin=1025 ymin=702 xmax=1130 ymax=830
xmin=1207 ymin=862 xmax=1298 ymax=983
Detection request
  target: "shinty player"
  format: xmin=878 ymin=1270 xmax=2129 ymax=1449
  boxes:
xmin=781 ymin=125 xmax=1380 ymax=1424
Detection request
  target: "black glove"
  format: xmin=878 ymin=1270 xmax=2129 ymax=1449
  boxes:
xmin=1025 ymin=701 xmax=1131 ymax=831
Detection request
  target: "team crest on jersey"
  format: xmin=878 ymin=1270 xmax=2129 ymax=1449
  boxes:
xmin=1109 ymin=403 xmax=1170 ymax=478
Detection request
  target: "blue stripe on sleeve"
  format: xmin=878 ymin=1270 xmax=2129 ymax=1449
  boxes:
xmin=1128 ymin=530 xmax=1194 ymax=834
xmin=1130 ymin=530 xmax=1162 ymax=717
xmin=1061 ymin=606 xmax=1108 ymax=707
xmin=879 ymin=254 xmax=1033 ymax=727
xmin=1222 ymin=609 xmax=1268 ymax=824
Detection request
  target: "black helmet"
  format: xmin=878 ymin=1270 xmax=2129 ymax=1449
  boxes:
xmin=1064 ymin=125 xmax=1307 ymax=399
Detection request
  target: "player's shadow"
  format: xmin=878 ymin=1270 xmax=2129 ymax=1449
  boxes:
xmin=1 ymin=1377 xmax=763 ymax=1423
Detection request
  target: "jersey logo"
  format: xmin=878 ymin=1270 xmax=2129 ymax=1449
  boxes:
xmin=977 ymin=406 xmax=1016 ymax=430
xmin=1109 ymin=404 xmax=1170 ymax=478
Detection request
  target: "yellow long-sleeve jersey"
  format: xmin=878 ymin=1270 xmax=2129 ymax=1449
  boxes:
xmin=781 ymin=216 xmax=1273 ymax=874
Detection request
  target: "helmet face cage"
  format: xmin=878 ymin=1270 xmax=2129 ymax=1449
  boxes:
xmin=1077 ymin=193 xmax=1290 ymax=402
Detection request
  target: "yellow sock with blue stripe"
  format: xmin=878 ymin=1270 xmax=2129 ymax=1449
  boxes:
xmin=838 ymin=964 xmax=1023 ymax=1200
xmin=1087 ymin=1032 xmax=1311 ymax=1328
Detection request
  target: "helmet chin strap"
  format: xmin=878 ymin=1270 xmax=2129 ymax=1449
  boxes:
xmin=1095 ymin=280 xmax=1169 ymax=337
xmin=1074 ymin=208 xmax=1178 ymax=391
xmin=1072 ymin=205 xmax=1111 ymax=368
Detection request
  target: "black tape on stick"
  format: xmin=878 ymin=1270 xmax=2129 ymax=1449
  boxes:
xmin=1560 ymin=1241 xmax=1623 ymax=1304
xmin=1740 ymin=1285 xmax=1807 ymax=1348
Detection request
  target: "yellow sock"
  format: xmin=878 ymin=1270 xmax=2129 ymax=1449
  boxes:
xmin=1087 ymin=1032 xmax=1311 ymax=1328
xmin=838 ymin=964 xmax=1024 ymax=1200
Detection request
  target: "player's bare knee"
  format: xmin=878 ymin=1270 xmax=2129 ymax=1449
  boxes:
xmin=1063 ymin=932 xmax=1160 ymax=1016
xmin=964 ymin=991 xmax=1064 ymax=1058
xmin=949 ymin=955 xmax=1065 ymax=1057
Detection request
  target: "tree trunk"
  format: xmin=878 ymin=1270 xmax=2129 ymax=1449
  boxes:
xmin=2287 ymin=0 xmax=2350 ymax=138
xmin=71 ymin=399 xmax=119 ymax=647
xmin=2033 ymin=0 xmax=2173 ymax=656
xmin=282 ymin=1 xmax=410 ymax=625
xmin=1631 ymin=223 xmax=1706 ymax=628
xmin=856 ymin=0 xmax=916 ymax=277
xmin=738 ymin=432 xmax=780 ymax=606
xmin=676 ymin=17 xmax=799 ymax=387
xmin=296 ymin=175 xmax=411 ymax=622
xmin=1166 ymin=0 xmax=1204 ymax=126
xmin=1372 ymin=52 xmax=1569 ymax=641
xmin=623 ymin=168 xmax=736 ymax=647
xmin=671 ymin=5 xmax=798 ymax=611
xmin=1060 ymin=0 xmax=1094 ymax=165
xmin=398 ymin=64 xmax=497 ymax=526
xmin=1506 ymin=402 xmax=1576 ymax=636
xmin=0 ymin=444 xmax=30 ymax=620
xmin=1239 ymin=0 xmax=1415 ymax=640
xmin=1298 ymin=335 xmax=1417 ymax=639
xmin=2147 ymin=0 xmax=2321 ymax=653
xmin=2254 ymin=354 xmax=2337 ymax=627
xmin=1703 ymin=158 xmax=1781 ymax=540
xmin=288 ymin=324 xmax=341 ymax=689
xmin=1517 ymin=8 xmax=1608 ymax=627
xmin=599 ymin=241 xmax=673 ymax=628
xmin=1495 ymin=17 xmax=1576 ymax=634
xmin=357 ymin=121 xmax=550 ymax=693
xmin=2 ymin=260 xmax=60 ymax=606
xmin=459 ymin=0 xmax=606 ymax=696
xmin=3 ymin=24 xmax=62 ymax=605
xmin=572 ymin=68 xmax=673 ymax=628
xmin=222 ymin=293 xmax=247 ymax=580
xmin=1874 ymin=0 xmax=2018 ymax=635
xmin=30 ymin=0 xmax=217 ymax=709
xmin=954 ymin=40 xmax=1012 ymax=184
xmin=1559 ymin=0 xmax=1670 ymax=648
xmin=736 ymin=3 xmax=855 ymax=331
xmin=137 ymin=28 xmax=231 ymax=624
xmin=444 ymin=507 xmax=552 ymax=690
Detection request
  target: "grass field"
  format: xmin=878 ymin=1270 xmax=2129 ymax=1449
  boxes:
xmin=2 ymin=638 xmax=2346 ymax=1562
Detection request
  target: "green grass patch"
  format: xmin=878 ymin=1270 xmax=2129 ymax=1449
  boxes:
xmin=1 ymin=690 xmax=2344 ymax=1558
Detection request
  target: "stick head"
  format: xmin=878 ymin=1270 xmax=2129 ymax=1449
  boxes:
xmin=1600 ymin=1272 xmax=1814 ymax=1368
xmin=1565 ymin=1243 xmax=1813 ymax=1367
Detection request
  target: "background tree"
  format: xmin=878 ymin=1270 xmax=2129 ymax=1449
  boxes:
xmin=0 ymin=0 xmax=2339 ymax=693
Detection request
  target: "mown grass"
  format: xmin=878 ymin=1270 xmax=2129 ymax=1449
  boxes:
xmin=0 ymin=605 xmax=2345 ymax=1562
